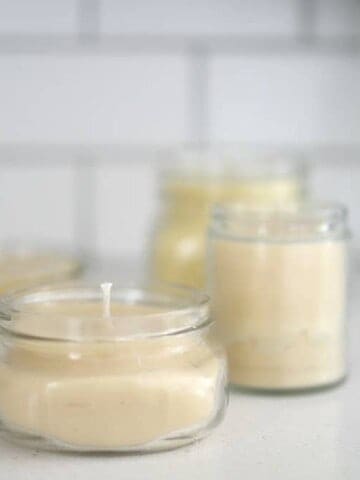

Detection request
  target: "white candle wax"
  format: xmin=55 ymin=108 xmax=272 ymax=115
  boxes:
xmin=209 ymin=203 xmax=348 ymax=391
xmin=0 ymin=285 xmax=227 ymax=451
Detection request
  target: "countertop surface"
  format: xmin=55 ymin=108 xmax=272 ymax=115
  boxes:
xmin=0 ymin=264 xmax=359 ymax=480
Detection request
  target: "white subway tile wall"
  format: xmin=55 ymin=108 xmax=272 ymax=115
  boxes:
xmin=0 ymin=163 xmax=75 ymax=246
xmin=316 ymin=0 xmax=360 ymax=37
xmin=101 ymin=0 xmax=297 ymax=36
xmin=96 ymin=163 xmax=157 ymax=258
xmin=309 ymin=157 xmax=360 ymax=235
xmin=0 ymin=0 xmax=358 ymax=259
xmin=0 ymin=0 xmax=77 ymax=34
xmin=0 ymin=55 xmax=187 ymax=144
xmin=210 ymin=55 xmax=360 ymax=145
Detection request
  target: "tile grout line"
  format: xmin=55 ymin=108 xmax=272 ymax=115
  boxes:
xmin=0 ymin=35 xmax=358 ymax=55
xmin=77 ymin=0 xmax=101 ymax=42
xmin=72 ymin=158 xmax=98 ymax=258
xmin=1 ymin=145 xmax=360 ymax=166
xmin=296 ymin=0 xmax=317 ymax=43
xmin=187 ymin=45 xmax=210 ymax=146
xmin=72 ymin=0 xmax=100 ymax=257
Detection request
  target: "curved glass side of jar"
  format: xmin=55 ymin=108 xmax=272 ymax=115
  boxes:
xmin=0 ymin=284 xmax=227 ymax=452
xmin=208 ymin=203 xmax=349 ymax=392
xmin=0 ymin=245 xmax=83 ymax=295
xmin=150 ymin=150 xmax=307 ymax=289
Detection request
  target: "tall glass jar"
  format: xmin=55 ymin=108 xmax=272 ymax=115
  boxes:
xmin=0 ymin=283 xmax=227 ymax=452
xmin=150 ymin=147 xmax=307 ymax=289
xmin=208 ymin=202 xmax=349 ymax=392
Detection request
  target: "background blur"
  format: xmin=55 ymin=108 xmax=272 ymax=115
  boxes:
xmin=0 ymin=0 xmax=359 ymax=266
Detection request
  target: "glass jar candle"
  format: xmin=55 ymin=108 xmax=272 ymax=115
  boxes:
xmin=0 ymin=247 xmax=82 ymax=295
xmin=0 ymin=283 xmax=227 ymax=452
xmin=150 ymin=147 xmax=306 ymax=289
xmin=209 ymin=203 xmax=349 ymax=392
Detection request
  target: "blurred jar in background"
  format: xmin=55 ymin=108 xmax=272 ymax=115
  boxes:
xmin=0 ymin=245 xmax=83 ymax=295
xmin=149 ymin=147 xmax=307 ymax=288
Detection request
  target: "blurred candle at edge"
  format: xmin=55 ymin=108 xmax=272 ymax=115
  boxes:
xmin=0 ymin=247 xmax=82 ymax=295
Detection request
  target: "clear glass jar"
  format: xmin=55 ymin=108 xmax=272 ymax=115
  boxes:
xmin=150 ymin=147 xmax=307 ymax=289
xmin=208 ymin=202 xmax=349 ymax=392
xmin=0 ymin=245 xmax=83 ymax=295
xmin=0 ymin=283 xmax=227 ymax=452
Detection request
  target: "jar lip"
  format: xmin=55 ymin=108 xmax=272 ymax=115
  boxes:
xmin=213 ymin=200 xmax=347 ymax=218
xmin=0 ymin=283 xmax=211 ymax=342
xmin=161 ymin=144 xmax=306 ymax=181
xmin=210 ymin=201 xmax=350 ymax=241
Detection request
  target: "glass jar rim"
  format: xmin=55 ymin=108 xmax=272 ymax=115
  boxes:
xmin=210 ymin=201 xmax=350 ymax=242
xmin=160 ymin=144 xmax=306 ymax=181
xmin=0 ymin=283 xmax=210 ymax=342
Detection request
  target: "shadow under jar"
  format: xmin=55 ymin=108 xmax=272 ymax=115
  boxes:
xmin=208 ymin=203 xmax=350 ymax=392
xmin=0 ymin=284 xmax=227 ymax=452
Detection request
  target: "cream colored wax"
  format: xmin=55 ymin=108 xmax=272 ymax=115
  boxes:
xmin=152 ymin=176 xmax=303 ymax=289
xmin=0 ymin=252 xmax=80 ymax=294
xmin=211 ymin=239 xmax=347 ymax=390
xmin=0 ymin=302 xmax=225 ymax=450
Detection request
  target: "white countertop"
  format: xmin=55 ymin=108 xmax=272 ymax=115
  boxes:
xmin=0 ymin=267 xmax=359 ymax=480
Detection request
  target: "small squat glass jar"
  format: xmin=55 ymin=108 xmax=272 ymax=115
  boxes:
xmin=150 ymin=147 xmax=307 ymax=289
xmin=0 ymin=246 xmax=82 ymax=295
xmin=208 ymin=203 xmax=349 ymax=392
xmin=0 ymin=284 xmax=227 ymax=452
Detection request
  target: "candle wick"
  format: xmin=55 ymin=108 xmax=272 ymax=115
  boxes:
xmin=101 ymin=282 xmax=112 ymax=319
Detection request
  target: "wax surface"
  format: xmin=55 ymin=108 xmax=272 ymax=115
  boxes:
xmin=152 ymin=177 xmax=303 ymax=288
xmin=211 ymin=240 xmax=346 ymax=389
xmin=0 ymin=303 xmax=225 ymax=450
